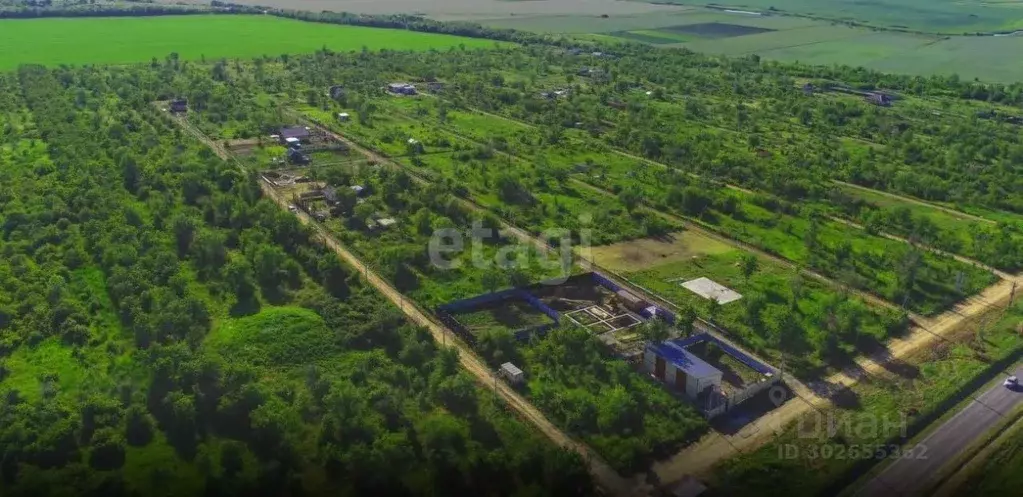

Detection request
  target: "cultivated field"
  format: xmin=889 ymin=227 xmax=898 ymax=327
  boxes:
xmin=478 ymin=6 xmax=1023 ymax=82
xmin=0 ymin=15 xmax=498 ymax=69
xmin=642 ymin=0 xmax=1023 ymax=33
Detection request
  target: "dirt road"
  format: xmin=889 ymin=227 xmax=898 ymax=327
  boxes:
xmin=828 ymin=216 xmax=1009 ymax=279
xmin=653 ymin=273 xmax=1020 ymax=484
xmin=835 ymin=180 xmax=995 ymax=225
xmin=166 ymin=109 xmax=636 ymax=497
xmin=264 ymin=185 xmax=634 ymax=496
xmin=281 ymin=107 xmax=1023 ymax=492
xmin=568 ymin=178 xmax=919 ymax=321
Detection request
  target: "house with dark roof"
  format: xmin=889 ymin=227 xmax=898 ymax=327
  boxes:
xmin=279 ymin=126 xmax=311 ymax=144
xmin=387 ymin=83 xmax=417 ymax=95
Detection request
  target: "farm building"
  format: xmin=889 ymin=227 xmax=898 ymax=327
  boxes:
xmin=169 ymin=98 xmax=188 ymax=113
xmin=644 ymin=341 xmax=723 ymax=399
xmin=279 ymin=126 xmax=311 ymax=144
xmin=646 ymin=331 xmax=781 ymax=418
xmin=387 ymin=83 xmax=417 ymax=95
xmin=499 ymin=362 xmax=524 ymax=385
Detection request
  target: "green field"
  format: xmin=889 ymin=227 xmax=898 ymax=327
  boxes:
xmin=0 ymin=15 xmax=498 ymax=69
xmin=479 ymin=7 xmax=1023 ymax=82
xmin=660 ymin=0 xmax=1023 ymax=33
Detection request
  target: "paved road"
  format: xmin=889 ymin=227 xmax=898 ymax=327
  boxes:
xmin=856 ymin=365 xmax=1023 ymax=497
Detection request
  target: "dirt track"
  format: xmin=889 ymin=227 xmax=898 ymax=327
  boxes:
xmin=652 ymin=273 xmax=1021 ymax=483
xmin=828 ymin=215 xmax=1010 ymax=279
xmin=834 ymin=180 xmax=996 ymax=225
xmin=188 ymin=106 xmax=1022 ymax=493
xmin=167 ymin=109 xmax=637 ymax=496
xmin=296 ymin=106 xmax=1022 ymax=491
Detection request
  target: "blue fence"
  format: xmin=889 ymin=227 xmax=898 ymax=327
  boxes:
xmin=438 ymin=287 xmax=525 ymax=313
xmin=671 ymin=333 xmax=774 ymax=375
xmin=592 ymin=272 xmax=622 ymax=293
xmin=436 ymin=286 xmax=564 ymax=346
xmin=521 ymin=292 xmax=561 ymax=323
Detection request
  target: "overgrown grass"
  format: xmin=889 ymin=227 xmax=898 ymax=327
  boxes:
xmin=706 ymin=299 xmax=1023 ymax=496
xmin=205 ymin=306 xmax=336 ymax=368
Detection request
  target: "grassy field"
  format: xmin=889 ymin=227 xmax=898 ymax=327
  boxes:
xmin=474 ymin=6 xmax=1023 ymax=82
xmin=708 ymin=299 xmax=1023 ymax=497
xmin=637 ymin=0 xmax=1023 ymax=33
xmin=0 ymin=15 xmax=499 ymax=69
xmin=587 ymin=231 xmax=733 ymax=272
xmin=954 ymin=415 xmax=1023 ymax=495
xmin=454 ymin=300 xmax=556 ymax=336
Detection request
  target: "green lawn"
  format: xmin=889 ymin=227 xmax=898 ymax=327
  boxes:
xmin=0 ymin=15 xmax=500 ymax=69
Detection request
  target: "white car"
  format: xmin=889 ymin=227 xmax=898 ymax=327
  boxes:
xmin=1004 ymin=376 xmax=1018 ymax=388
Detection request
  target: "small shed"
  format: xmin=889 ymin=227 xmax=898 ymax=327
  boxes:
xmin=337 ymin=112 xmax=350 ymax=122
xmin=644 ymin=341 xmax=722 ymax=399
xmin=500 ymin=362 xmax=525 ymax=384
xmin=615 ymin=289 xmax=649 ymax=314
xmin=350 ymin=185 xmax=366 ymax=196
xmin=377 ymin=217 xmax=397 ymax=228
xmin=169 ymin=99 xmax=188 ymax=113
xmin=287 ymin=148 xmax=310 ymax=165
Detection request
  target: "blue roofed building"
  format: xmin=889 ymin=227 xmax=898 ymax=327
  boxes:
xmin=643 ymin=340 xmax=723 ymax=399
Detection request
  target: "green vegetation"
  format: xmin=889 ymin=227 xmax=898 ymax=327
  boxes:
xmin=707 ymin=299 xmax=1023 ymax=497
xmin=0 ymin=62 xmax=593 ymax=496
xmin=204 ymin=307 xmax=336 ymax=367
xmin=629 ymin=251 xmax=907 ymax=377
xmin=955 ymin=417 xmax=1023 ymax=495
xmin=454 ymin=300 xmax=555 ymax=336
xmin=0 ymin=15 xmax=498 ymax=69
xmin=643 ymin=0 xmax=1023 ymax=33
xmin=3 ymin=9 xmax=1023 ymax=495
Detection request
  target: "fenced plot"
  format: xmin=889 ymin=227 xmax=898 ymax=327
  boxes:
xmin=454 ymin=299 xmax=558 ymax=337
